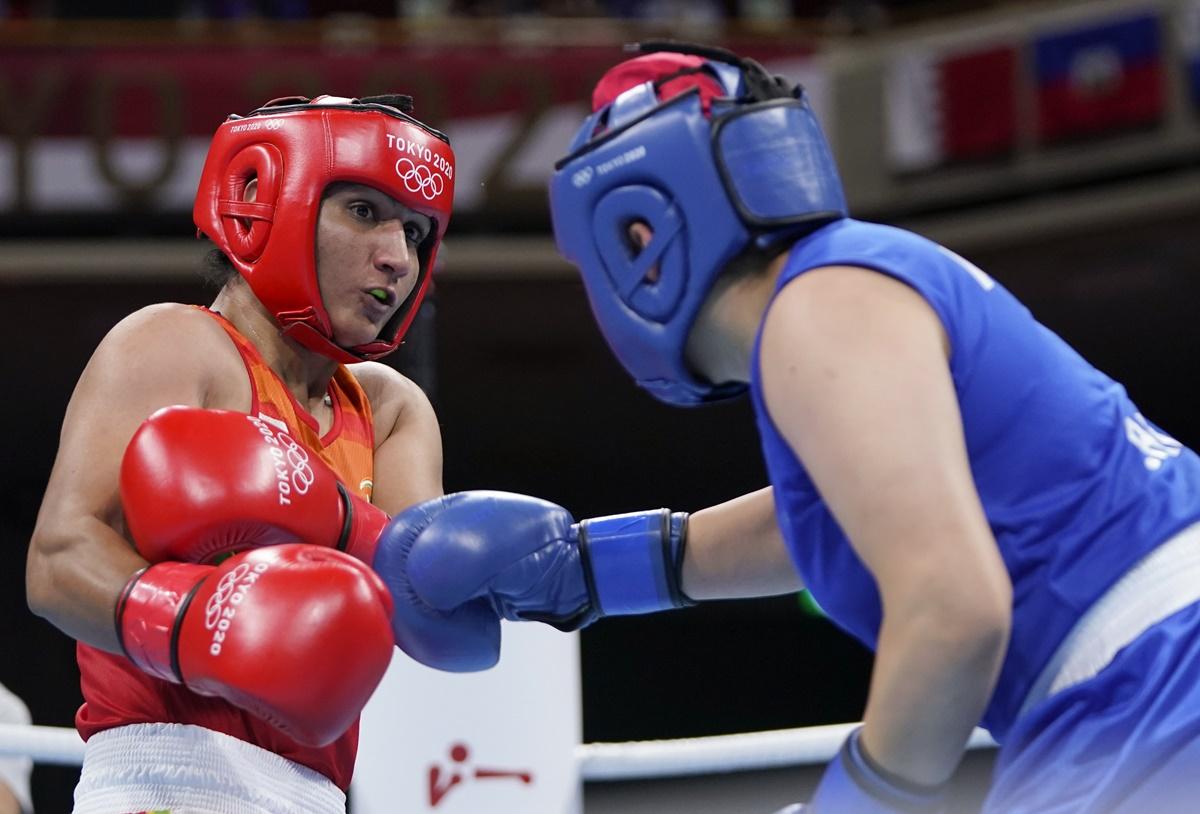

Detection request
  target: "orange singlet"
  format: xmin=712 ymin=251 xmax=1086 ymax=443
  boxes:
xmin=76 ymin=307 xmax=376 ymax=790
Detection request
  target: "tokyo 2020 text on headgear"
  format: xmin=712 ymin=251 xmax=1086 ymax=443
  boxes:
xmin=194 ymin=94 xmax=455 ymax=364
xmin=550 ymin=41 xmax=847 ymax=406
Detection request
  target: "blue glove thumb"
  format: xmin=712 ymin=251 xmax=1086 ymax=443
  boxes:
xmin=404 ymin=491 xmax=582 ymax=622
xmin=373 ymin=491 xmax=584 ymax=672
xmin=373 ymin=494 xmax=503 ymax=672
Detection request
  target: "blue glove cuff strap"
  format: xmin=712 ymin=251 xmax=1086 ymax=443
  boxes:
xmin=811 ymin=729 xmax=947 ymax=814
xmin=578 ymin=509 xmax=693 ymax=616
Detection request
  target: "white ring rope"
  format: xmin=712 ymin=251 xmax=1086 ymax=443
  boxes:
xmin=0 ymin=724 xmax=85 ymax=766
xmin=578 ymin=724 xmax=997 ymax=781
xmin=0 ymin=721 xmax=997 ymax=780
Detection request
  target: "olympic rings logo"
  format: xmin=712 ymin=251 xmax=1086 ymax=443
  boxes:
xmin=275 ymin=431 xmax=315 ymax=496
xmin=246 ymin=414 xmax=315 ymax=506
xmin=204 ymin=560 xmax=271 ymax=656
xmin=204 ymin=562 xmax=252 ymax=631
xmin=395 ymin=158 xmax=445 ymax=200
xmin=571 ymin=166 xmax=594 ymax=188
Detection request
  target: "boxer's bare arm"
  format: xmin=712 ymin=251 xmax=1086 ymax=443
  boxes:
xmin=760 ymin=266 xmax=1010 ymax=786
xmin=0 ymin=753 xmax=25 ymax=814
xmin=27 ymin=304 xmax=247 ymax=653
xmin=0 ymin=783 xmax=20 ymax=814
xmin=354 ymin=361 xmax=787 ymax=596
xmin=349 ymin=361 xmax=444 ymax=516
xmin=682 ymin=487 xmax=801 ymax=599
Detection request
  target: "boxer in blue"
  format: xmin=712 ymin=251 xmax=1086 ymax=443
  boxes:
xmin=373 ymin=43 xmax=1200 ymax=812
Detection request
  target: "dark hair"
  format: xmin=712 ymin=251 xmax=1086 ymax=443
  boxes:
xmin=200 ymin=247 xmax=240 ymax=289
xmin=716 ymin=239 xmax=787 ymax=289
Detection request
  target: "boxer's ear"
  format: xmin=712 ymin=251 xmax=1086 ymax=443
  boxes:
xmin=217 ymin=144 xmax=282 ymax=263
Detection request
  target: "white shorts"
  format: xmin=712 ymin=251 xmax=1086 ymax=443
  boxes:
xmin=73 ymin=723 xmax=346 ymax=814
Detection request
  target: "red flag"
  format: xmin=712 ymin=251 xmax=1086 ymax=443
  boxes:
xmin=886 ymin=43 xmax=1018 ymax=171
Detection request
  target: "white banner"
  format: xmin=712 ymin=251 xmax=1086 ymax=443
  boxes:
xmin=353 ymin=622 xmax=582 ymax=814
xmin=1182 ymin=0 xmax=1200 ymax=53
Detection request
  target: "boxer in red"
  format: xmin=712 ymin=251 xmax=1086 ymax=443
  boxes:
xmin=26 ymin=93 xmax=455 ymax=814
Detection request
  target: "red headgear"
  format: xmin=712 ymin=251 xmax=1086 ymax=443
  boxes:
xmin=194 ymin=95 xmax=455 ymax=363
xmin=591 ymin=52 xmax=726 ymax=114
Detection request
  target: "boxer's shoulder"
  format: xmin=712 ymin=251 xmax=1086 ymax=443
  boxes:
xmin=89 ymin=303 xmax=246 ymax=407
xmin=347 ymin=361 xmax=433 ymax=436
xmin=103 ymin=303 xmax=238 ymax=360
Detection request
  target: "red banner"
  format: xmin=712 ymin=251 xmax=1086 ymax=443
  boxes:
xmin=0 ymin=41 xmax=815 ymax=218
xmin=3 ymin=44 xmax=624 ymax=136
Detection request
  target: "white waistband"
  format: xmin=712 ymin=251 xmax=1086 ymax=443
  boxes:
xmin=73 ymin=723 xmax=346 ymax=814
xmin=1019 ymin=521 xmax=1200 ymax=718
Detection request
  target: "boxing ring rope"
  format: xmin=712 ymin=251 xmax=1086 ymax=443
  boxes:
xmin=578 ymin=725 xmax=997 ymax=780
xmin=0 ymin=724 xmax=83 ymax=766
xmin=0 ymin=722 xmax=998 ymax=780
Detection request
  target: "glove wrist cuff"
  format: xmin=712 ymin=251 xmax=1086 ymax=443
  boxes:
xmin=668 ymin=511 xmax=696 ymax=607
xmin=340 ymin=486 xmax=387 ymax=563
xmin=117 ymin=562 xmax=209 ymax=684
xmin=815 ymin=728 xmax=947 ymax=813
xmin=849 ymin=730 xmax=948 ymax=800
xmin=579 ymin=509 xmax=694 ymax=617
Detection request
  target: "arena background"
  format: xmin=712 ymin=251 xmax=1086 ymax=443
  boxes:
xmin=2 ymin=0 xmax=1199 ymax=810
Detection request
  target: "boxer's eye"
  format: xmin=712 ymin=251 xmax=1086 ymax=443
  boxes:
xmin=404 ymin=216 xmax=431 ymax=245
xmin=350 ymin=202 xmax=376 ymax=221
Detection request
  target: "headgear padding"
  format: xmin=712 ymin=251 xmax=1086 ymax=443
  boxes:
xmin=194 ymin=95 xmax=455 ymax=363
xmin=550 ymin=43 xmax=847 ymax=405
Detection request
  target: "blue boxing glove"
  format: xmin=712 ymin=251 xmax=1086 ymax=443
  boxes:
xmin=372 ymin=490 xmax=693 ymax=672
xmin=807 ymin=728 xmax=947 ymax=813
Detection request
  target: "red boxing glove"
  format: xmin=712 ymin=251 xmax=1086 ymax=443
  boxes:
xmin=117 ymin=544 xmax=395 ymax=746
xmin=121 ymin=406 xmax=387 ymax=564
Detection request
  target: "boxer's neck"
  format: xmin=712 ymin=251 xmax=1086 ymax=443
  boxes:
xmin=211 ymin=278 xmax=339 ymax=407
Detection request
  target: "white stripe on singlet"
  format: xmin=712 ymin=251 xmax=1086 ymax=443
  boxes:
xmin=1019 ymin=521 xmax=1200 ymax=717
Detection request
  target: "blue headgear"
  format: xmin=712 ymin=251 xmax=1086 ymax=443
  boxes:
xmin=550 ymin=42 xmax=848 ymax=406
